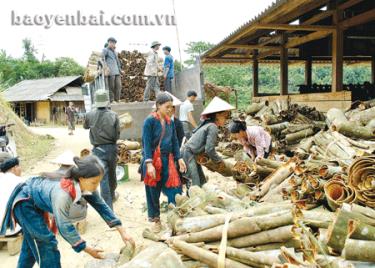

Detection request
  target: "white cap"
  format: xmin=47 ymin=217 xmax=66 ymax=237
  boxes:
xmin=51 ymin=150 xmax=75 ymax=166
xmin=152 ymin=92 xmax=182 ymax=108
xmin=201 ymin=96 xmax=235 ymax=115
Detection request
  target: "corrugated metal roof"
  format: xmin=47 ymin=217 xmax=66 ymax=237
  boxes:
xmin=3 ymin=76 xmax=82 ymax=102
xmin=202 ymin=0 xmax=288 ymax=59
xmin=49 ymin=92 xmax=84 ymax=102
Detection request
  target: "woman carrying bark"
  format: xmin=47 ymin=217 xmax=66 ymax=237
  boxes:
xmin=229 ymin=120 xmax=272 ymax=160
xmin=140 ymin=92 xmax=187 ymax=233
xmin=0 ymin=155 xmax=134 ymax=268
xmin=181 ymin=97 xmax=235 ymax=187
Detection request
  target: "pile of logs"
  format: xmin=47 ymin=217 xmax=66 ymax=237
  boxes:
xmin=118 ymin=50 xmax=147 ymax=102
xmin=118 ymin=50 xmax=164 ymax=102
xmin=204 ymin=83 xmax=235 ymax=103
xmin=117 ymin=140 xmax=141 ymax=164
xmin=83 ymin=51 xmax=102 ymax=82
xmin=132 ymin=183 xmax=375 ymax=267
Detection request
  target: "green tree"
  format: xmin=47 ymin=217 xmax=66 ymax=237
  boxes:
xmin=22 ymin=38 xmax=38 ymax=62
xmin=184 ymin=41 xmax=215 ymax=66
xmin=0 ymin=39 xmax=84 ymax=87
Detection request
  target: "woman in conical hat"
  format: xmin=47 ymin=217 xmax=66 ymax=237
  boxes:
xmin=181 ymin=97 xmax=235 ymax=187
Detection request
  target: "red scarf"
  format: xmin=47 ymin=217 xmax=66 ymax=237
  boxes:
xmin=144 ymin=112 xmax=180 ymax=188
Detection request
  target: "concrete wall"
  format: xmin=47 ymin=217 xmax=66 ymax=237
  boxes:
xmin=111 ymin=100 xmax=204 ymax=140
xmin=36 ymin=101 xmax=50 ymax=123
xmin=171 ymin=59 xmax=205 ymax=102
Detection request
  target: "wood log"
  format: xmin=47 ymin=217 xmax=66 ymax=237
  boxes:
xmin=285 ymin=128 xmax=315 ymax=145
xmin=348 ymin=219 xmax=375 ymax=240
xmin=256 ymin=158 xmax=283 ymax=169
xmin=349 ymin=106 xmax=375 ymax=126
xmin=261 ymin=114 xmax=283 ymax=125
xmin=117 ymin=140 xmax=141 ymax=150
xmin=244 ymin=239 xmax=302 ymax=252
xmin=223 ymin=247 xmax=281 ymax=267
xmin=119 ymin=113 xmax=133 ymax=129
xmin=245 ymin=102 xmax=268 ymax=115
xmin=227 ymin=225 xmax=296 ymax=248
xmin=266 ymin=122 xmax=289 ymax=134
xmin=174 ymin=210 xmax=294 ymax=243
xmin=326 ymin=108 xmax=348 ymax=128
xmin=334 ymin=121 xmax=375 ymax=140
xmin=255 ymin=159 xmax=297 ymax=198
xmin=350 ymin=204 xmax=375 ymax=219
xmin=172 ymin=240 xmax=249 ymax=268
xmin=342 ymin=239 xmax=375 ymax=262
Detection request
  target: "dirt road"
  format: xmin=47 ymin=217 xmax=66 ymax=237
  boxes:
xmin=1 ymin=126 xmax=156 ymax=267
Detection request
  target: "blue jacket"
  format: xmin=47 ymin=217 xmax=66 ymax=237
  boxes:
xmin=140 ymin=114 xmax=180 ymax=179
xmin=1 ymin=177 xmax=121 ymax=252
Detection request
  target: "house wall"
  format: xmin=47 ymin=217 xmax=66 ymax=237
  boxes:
xmin=36 ymin=101 xmax=51 ymax=123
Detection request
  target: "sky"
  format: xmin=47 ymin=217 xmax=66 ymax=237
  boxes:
xmin=0 ymin=0 xmax=274 ymax=65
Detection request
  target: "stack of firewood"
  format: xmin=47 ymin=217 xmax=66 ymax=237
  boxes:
xmin=117 ymin=140 xmax=141 ymax=164
xmin=118 ymin=50 xmax=164 ymax=102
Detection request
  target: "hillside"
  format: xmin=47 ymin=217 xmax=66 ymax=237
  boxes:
xmin=0 ymin=94 xmax=53 ymax=170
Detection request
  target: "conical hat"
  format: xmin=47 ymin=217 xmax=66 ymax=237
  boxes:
xmin=201 ymin=97 xmax=235 ymax=115
xmin=152 ymin=92 xmax=182 ymax=108
xmin=51 ymin=150 xmax=75 ymax=166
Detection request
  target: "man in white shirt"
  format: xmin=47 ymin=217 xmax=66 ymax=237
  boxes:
xmin=179 ymin=90 xmax=198 ymax=139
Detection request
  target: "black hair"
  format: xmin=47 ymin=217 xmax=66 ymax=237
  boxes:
xmin=66 ymin=155 xmax=104 ymax=181
xmin=162 ymin=46 xmax=171 ymax=52
xmin=187 ymin=90 xmax=197 ymax=97
xmin=228 ymin=120 xmax=247 ymax=134
xmin=192 ymin=113 xmax=216 ymax=134
xmin=155 ymin=92 xmax=173 ymax=109
xmin=0 ymin=157 xmax=19 ymax=173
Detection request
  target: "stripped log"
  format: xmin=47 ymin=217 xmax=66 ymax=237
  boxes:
xmin=342 ymin=239 xmax=375 ymax=262
xmin=172 ymin=240 xmax=249 ymax=268
xmin=173 ymin=210 xmax=294 ymax=243
xmin=227 ymin=225 xmax=296 ymax=248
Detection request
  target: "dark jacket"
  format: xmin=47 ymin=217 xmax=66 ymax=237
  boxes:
xmin=174 ymin=117 xmax=185 ymax=147
xmin=84 ymin=108 xmax=120 ymax=146
xmin=140 ymin=114 xmax=181 ymax=180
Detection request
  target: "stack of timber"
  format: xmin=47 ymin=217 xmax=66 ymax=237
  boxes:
xmin=204 ymin=83 xmax=234 ymax=102
xmin=117 ymin=140 xmax=141 ymax=164
xmin=84 ymin=51 xmax=102 ymax=82
xmin=118 ymin=50 xmax=147 ymax=102
xmin=118 ymin=50 xmax=164 ymax=102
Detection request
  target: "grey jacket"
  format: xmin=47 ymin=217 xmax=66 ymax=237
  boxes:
xmin=102 ymin=48 xmax=121 ymax=76
xmin=184 ymin=122 xmax=222 ymax=162
xmin=84 ymin=108 xmax=120 ymax=146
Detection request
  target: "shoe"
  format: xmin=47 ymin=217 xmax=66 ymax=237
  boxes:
xmin=151 ymin=220 xmax=162 ymax=233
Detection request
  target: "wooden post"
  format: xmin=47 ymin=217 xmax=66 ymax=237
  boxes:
xmin=253 ymin=50 xmax=259 ymax=97
xmin=280 ymin=34 xmax=288 ymax=95
xmin=332 ymin=8 xmax=344 ymax=92
xmin=305 ymin=57 xmax=312 ymax=87
xmin=372 ymin=55 xmax=375 ymax=85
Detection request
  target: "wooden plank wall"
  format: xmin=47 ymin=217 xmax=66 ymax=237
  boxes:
xmin=253 ymin=91 xmax=352 ymax=112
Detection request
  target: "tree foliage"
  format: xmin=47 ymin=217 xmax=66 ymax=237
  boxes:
xmin=0 ymin=39 xmax=84 ymax=89
xmin=184 ymin=41 xmax=215 ymax=66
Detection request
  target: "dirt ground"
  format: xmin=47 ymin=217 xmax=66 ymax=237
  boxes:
xmin=1 ymin=126 xmax=233 ymax=267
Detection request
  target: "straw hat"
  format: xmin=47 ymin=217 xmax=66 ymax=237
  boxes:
xmin=52 ymin=150 xmax=75 ymax=166
xmin=201 ymin=97 xmax=235 ymax=115
xmin=152 ymin=92 xmax=182 ymax=108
